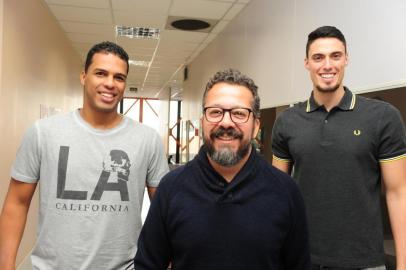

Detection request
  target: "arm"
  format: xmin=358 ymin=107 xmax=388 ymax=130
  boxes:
xmin=272 ymin=156 xmax=292 ymax=175
xmin=381 ymin=158 xmax=406 ymax=269
xmin=271 ymin=114 xmax=293 ymax=175
xmin=145 ymin=131 xmax=168 ymax=201
xmin=147 ymin=186 xmax=157 ymax=200
xmin=0 ymin=178 xmax=37 ymax=270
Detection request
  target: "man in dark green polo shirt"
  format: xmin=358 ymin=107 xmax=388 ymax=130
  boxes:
xmin=272 ymin=26 xmax=406 ymax=269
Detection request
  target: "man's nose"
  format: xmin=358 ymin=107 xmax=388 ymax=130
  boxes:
xmin=104 ymin=76 xmax=115 ymax=88
xmin=219 ymin=111 xmax=235 ymax=127
xmin=323 ymin=57 xmax=332 ymax=69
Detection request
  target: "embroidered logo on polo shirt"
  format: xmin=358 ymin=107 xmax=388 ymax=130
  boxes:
xmin=353 ymin=129 xmax=361 ymax=136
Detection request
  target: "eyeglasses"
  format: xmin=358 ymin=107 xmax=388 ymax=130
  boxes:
xmin=204 ymin=107 xmax=253 ymax=124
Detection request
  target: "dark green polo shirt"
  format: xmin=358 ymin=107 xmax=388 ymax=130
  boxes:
xmin=272 ymin=88 xmax=406 ymax=268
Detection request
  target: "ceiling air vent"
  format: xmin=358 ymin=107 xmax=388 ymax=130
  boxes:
xmin=166 ymin=16 xmax=217 ymax=33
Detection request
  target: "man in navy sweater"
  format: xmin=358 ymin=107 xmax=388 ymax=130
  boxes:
xmin=134 ymin=69 xmax=310 ymax=270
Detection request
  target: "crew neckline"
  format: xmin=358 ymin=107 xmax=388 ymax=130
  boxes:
xmin=73 ymin=109 xmax=129 ymax=135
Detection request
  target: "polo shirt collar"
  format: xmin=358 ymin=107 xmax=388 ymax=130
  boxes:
xmin=306 ymin=87 xmax=357 ymax=113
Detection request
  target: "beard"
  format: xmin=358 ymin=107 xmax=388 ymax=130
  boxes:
xmin=204 ymin=126 xmax=251 ymax=167
xmin=316 ymin=83 xmax=340 ymax=93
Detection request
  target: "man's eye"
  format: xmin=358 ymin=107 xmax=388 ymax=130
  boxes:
xmin=210 ymin=110 xmax=222 ymax=115
xmin=232 ymin=110 xmax=247 ymax=118
xmin=313 ymin=55 xmax=323 ymax=61
xmin=115 ymin=76 xmax=126 ymax=82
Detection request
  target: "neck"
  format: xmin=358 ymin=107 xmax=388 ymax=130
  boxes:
xmin=79 ymin=107 xmax=123 ymax=129
xmin=207 ymin=147 xmax=252 ymax=182
xmin=313 ymin=85 xmax=345 ymax=112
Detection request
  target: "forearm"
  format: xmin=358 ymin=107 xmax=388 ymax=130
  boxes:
xmin=0 ymin=199 xmax=31 ymax=269
xmin=386 ymin=190 xmax=406 ymax=269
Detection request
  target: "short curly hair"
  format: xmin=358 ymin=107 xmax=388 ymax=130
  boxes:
xmin=85 ymin=41 xmax=129 ymax=73
xmin=202 ymin=69 xmax=260 ymax=118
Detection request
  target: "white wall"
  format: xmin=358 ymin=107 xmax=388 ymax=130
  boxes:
xmin=0 ymin=0 xmax=83 ymax=265
xmin=183 ymin=0 xmax=406 ymax=120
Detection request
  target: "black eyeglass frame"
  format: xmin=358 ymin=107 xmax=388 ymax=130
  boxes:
xmin=203 ymin=107 xmax=254 ymax=124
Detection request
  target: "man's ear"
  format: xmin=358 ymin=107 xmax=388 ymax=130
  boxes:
xmin=80 ymin=71 xmax=86 ymax=86
xmin=252 ymin=117 xmax=260 ymax=138
xmin=304 ymin=57 xmax=310 ymax=70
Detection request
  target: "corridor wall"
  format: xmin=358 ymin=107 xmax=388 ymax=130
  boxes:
xmin=183 ymin=0 xmax=406 ymax=120
xmin=0 ymin=0 xmax=82 ymax=265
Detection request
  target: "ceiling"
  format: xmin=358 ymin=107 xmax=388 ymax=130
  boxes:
xmin=43 ymin=0 xmax=251 ymax=100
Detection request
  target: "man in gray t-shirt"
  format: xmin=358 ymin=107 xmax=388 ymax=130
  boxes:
xmin=0 ymin=42 xmax=169 ymax=270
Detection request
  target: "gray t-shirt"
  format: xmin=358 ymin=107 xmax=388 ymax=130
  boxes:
xmin=11 ymin=110 xmax=169 ymax=270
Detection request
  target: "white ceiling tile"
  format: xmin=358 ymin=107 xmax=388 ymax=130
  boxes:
xmin=223 ymin=3 xmax=246 ymax=20
xmin=169 ymin=0 xmax=232 ymax=20
xmin=158 ymin=41 xmax=200 ymax=53
xmin=160 ymin=30 xmax=208 ymax=43
xmin=112 ymin=0 xmax=171 ymax=14
xmin=48 ymin=5 xmax=113 ymax=24
xmin=211 ymin=20 xmax=229 ymax=34
xmin=128 ymin=54 xmax=153 ymax=62
xmin=127 ymin=76 xmax=146 ymax=83
xmin=45 ymin=0 xmax=110 ymax=8
xmin=114 ymin=10 xmax=167 ymax=28
xmin=60 ymin=22 xmax=115 ymax=35
xmin=156 ymin=48 xmax=192 ymax=57
xmin=202 ymin=0 xmax=236 ymax=2
xmin=66 ymin=32 xmax=115 ymax=44
xmin=155 ymin=55 xmax=186 ymax=62
xmin=124 ymin=46 xmax=156 ymax=56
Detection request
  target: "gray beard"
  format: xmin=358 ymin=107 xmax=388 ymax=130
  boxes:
xmin=205 ymin=139 xmax=251 ymax=167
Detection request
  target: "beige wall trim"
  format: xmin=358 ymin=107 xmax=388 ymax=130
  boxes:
xmin=352 ymin=79 xmax=406 ymax=94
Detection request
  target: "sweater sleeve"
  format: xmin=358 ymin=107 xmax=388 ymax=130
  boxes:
xmin=134 ymin=182 xmax=171 ymax=270
xmin=282 ymin=179 xmax=311 ymax=269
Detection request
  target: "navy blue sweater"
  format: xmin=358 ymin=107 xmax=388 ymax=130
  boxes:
xmin=134 ymin=146 xmax=310 ymax=270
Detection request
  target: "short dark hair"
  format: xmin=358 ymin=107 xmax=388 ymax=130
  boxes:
xmin=306 ymin=26 xmax=346 ymax=57
xmin=203 ymin=69 xmax=260 ymax=118
xmin=84 ymin=41 xmax=129 ymax=73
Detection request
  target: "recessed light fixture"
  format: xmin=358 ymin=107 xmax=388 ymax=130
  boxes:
xmin=129 ymin=60 xmax=150 ymax=67
xmin=116 ymin=26 xmax=160 ymax=39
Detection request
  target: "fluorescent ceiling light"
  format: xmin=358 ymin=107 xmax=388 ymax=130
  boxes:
xmin=116 ymin=26 xmax=160 ymax=39
xmin=129 ymin=60 xmax=150 ymax=67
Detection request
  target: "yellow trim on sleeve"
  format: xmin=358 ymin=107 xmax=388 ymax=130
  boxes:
xmin=379 ymin=153 xmax=406 ymax=163
xmin=272 ymin=155 xmax=292 ymax=163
